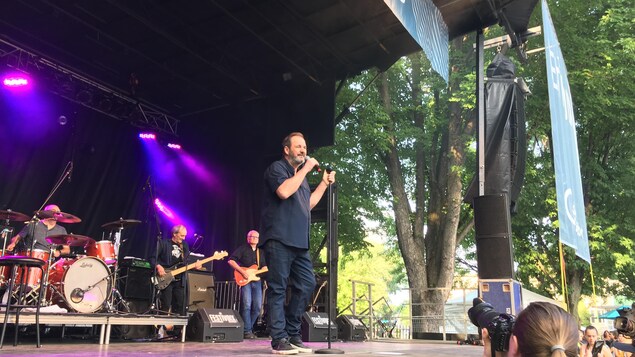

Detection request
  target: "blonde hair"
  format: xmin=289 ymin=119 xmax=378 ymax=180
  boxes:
xmin=513 ymin=302 xmax=579 ymax=357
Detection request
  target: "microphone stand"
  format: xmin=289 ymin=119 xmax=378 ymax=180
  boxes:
xmin=144 ymin=176 xmax=164 ymax=315
xmin=28 ymin=161 xmax=73 ymax=254
xmin=316 ymin=178 xmax=343 ymax=354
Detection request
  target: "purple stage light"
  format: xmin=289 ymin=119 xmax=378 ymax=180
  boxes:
xmin=3 ymin=77 xmax=29 ymax=87
xmin=139 ymin=132 xmax=156 ymax=140
xmin=154 ymin=198 xmax=175 ymax=220
xmin=167 ymin=143 xmax=182 ymax=150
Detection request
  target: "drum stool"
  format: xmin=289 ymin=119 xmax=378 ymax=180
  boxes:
xmin=0 ymin=256 xmax=46 ymax=348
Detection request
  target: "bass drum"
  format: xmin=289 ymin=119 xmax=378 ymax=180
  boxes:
xmin=48 ymin=256 xmax=112 ymax=313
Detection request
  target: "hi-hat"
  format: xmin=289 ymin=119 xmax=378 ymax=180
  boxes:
xmin=46 ymin=234 xmax=95 ymax=247
xmin=36 ymin=210 xmax=82 ymax=223
xmin=0 ymin=209 xmax=30 ymax=222
xmin=101 ymin=218 xmax=141 ymax=230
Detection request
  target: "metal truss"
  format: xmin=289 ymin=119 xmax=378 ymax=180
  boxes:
xmin=0 ymin=38 xmax=179 ymax=136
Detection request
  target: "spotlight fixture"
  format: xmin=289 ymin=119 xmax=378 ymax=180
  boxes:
xmin=2 ymin=75 xmax=30 ymax=88
xmin=139 ymin=132 xmax=156 ymax=140
xmin=167 ymin=143 xmax=182 ymax=150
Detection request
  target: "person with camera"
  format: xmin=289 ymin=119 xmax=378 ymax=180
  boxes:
xmin=580 ymin=326 xmax=612 ymax=357
xmin=477 ymin=301 xmax=579 ymax=357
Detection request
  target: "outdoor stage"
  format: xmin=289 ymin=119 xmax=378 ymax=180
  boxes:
xmin=0 ymin=336 xmax=484 ymax=357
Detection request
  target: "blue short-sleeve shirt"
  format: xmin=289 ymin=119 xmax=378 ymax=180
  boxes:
xmin=259 ymin=158 xmax=311 ymax=249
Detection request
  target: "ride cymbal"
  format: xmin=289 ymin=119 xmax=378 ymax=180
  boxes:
xmin=46 ymin=234 xmax=95 ymax=247
xmin=0 ymin=209 xmax=30 ymax=222
xmin=35 ymin=210 xmax=82 ymax=223
xmin=101 ymin=218 xmax=141 ymax=230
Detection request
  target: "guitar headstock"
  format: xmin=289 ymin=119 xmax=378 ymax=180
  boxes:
xmin=211 ymin=250 xmax=228 ymax=260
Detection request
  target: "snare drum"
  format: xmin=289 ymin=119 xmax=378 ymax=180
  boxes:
xmin=48 ymin=256 xmax=112 ymax=313
xmin=86 ymin=240 xmax=116 ymax=264
xmin=15 ymin=249 xmax=50 ymax=286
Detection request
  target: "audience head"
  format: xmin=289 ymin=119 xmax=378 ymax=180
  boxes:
xmin=509 ymin=302 xmax=579 ymax=357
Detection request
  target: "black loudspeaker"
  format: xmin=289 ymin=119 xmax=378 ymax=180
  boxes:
xmin=473 ymin=194 xmax=514 ymax=279
xmin=188 ymin=271 xmax=215 ymax=309
xmin=301 ymin=312 xmax=337 ymax=342
xmin=118 ymin=265 xmax=153 ymax=300
xmin=186 ymin=308 xmax=244 ymax=342
xmin=336 ymin=315 xmax=368 ymax=341
xmin=118 ymin=299 xmax=153 ymax=339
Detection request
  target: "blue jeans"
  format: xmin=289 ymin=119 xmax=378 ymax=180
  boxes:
xmin=241 ymin=280 xmax=263 ymax=333
xmin=263 ymin=240 xmax=316 ymax=341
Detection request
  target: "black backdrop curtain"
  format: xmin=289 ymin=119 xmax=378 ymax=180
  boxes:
xmin=0 ymin=89 xmax=243 ymax=279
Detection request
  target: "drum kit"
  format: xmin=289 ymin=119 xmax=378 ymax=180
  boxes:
xmin=0 ymin=208 xmax=141 ymax=314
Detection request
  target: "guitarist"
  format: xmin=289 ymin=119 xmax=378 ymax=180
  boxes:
xmin=152 ymin=224 xmax=202 ymax=320
xmin=228 ymin=230 xmax=267 ymax=340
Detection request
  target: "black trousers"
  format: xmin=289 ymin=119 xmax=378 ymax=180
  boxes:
xmin=158 ymin=280 xmax=186 ymax=316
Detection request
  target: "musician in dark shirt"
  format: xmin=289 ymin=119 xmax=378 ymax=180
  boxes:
xmin=228 ymin=230 xmax=268 ymax=339
xmin=152 ymin=224 xmax=201 ymax=316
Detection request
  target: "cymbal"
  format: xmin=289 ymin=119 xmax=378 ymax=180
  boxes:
xmin=46 ymin=234 xmax=95 ymax=247
xmin=35 ymin=210 xmax=82 ymax=223
xmin=0 ymin=209 xmax=30 ymax=222
xmin=101 ymin=218 xmax=142 ymax=230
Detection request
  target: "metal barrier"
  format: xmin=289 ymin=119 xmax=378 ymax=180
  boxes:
xmin=214 ymin=280 xmax=240 ymax=310
xmin=342 ymin=282 xmax=477 ymax=341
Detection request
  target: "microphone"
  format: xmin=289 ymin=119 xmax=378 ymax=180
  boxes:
xmin=142 ymin=176 xmax=151 ymax=191
xmin=305 ymin=156 xmax=321 ymax=173
xmin=70 ymin=287 xmax=85 ymax=303
xmin=194 ymin=233 xmax=203 ymax=240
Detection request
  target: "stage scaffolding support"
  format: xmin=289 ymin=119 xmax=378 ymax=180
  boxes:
xmin=0 ymin=37 xmax=179 ymax=136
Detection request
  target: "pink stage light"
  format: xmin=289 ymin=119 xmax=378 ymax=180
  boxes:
xmin=3 ymin=76 xmax=29 ymax=88
xmin=139 ymin=132 xmax=156 ymax=140
xmin=167 ymin=143 xmax=182 ymax=150
xmin=154 ymin=198 xmax=175 ymax=220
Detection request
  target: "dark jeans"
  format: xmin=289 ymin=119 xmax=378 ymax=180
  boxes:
xmin=241 ymin=280 xmax=263 ymax=333
xmin=263 ymin=240 xmax=315 ymax=342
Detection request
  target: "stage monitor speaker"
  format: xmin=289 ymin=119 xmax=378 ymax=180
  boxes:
xmin=118 ymin=265 xmax=153 ymax=300
xmin=188 ymin=271 xmax=215 ymax=310
xmin=301 ymin=312 xmax=337 ymax=342
xmin=473 ymin=194 xmax=514 ymax=279
xmin=186 ymin=308 xmax=243 ymax=342
xmin=336 ymin=315 xmax=368 ymax=341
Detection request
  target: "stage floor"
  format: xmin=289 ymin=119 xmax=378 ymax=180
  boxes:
xmin=0 ymin=337 xmax=484 ymax=356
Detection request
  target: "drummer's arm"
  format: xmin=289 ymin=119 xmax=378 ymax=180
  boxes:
xmin=6 ymin=233 xmax=22 ymax=251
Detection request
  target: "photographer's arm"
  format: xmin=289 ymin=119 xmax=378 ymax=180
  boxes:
xmin=482 ymin=329 xmax=509 ymax=357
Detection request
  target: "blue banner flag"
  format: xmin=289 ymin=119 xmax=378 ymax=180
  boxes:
xmin=384 ymin=0 xmax=449 ymax=83
xmin=542 ymin=0 xmax=590 ymax=263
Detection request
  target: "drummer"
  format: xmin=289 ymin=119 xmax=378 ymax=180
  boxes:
xmin=6 ymin=204 xmax=71 ymax=257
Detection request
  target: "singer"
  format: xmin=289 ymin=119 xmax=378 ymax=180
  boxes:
xmin=259 ymin=132 xmax=336 ymax=354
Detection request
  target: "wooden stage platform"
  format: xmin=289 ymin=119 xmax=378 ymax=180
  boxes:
xmin=0 ymin=337 xmax=484 ymax=356
xmin=0 ymin=311 xmax=484 ymax=356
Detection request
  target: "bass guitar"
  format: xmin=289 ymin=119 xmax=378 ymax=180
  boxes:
xmin=234 ymin=265 xmax=268 ymax=287
xmin=153 ymin=250 xmax=228 ymax=290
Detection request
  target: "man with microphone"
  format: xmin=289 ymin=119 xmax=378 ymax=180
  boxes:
xmin=259 ymin=132 xmax=335 ymax=354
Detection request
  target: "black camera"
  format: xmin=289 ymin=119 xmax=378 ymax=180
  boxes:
xmin=468 ymin=298 xmax=515 ymax=352
xmin=615 ymin=303 xmax=635 ymax=338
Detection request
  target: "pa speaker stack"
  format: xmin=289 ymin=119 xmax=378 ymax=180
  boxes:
xmin=186 ymin=308 xmax=244 ymax=342
xmin=300 ymin=312 xmax=337 ymax=342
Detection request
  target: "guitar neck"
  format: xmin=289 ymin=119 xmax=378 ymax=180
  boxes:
xmin=170 ymin=252 xmax=227 ymax=277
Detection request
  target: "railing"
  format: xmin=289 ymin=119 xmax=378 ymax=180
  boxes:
xmin=342 ymin=283 xmax=477 ymax=341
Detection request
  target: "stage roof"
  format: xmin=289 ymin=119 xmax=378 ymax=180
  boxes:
xmin=2 ymin=1 xmax=537 ymax=117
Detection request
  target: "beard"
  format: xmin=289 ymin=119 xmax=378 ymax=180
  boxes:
xmin=289 ymin=152 xmax=305 ymax=166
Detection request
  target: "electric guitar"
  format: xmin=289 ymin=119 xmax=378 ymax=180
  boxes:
xmin=153 ymin=250 xmax=228 ymax=290
xmin=234 ymin=265 xmax=268 ymax=287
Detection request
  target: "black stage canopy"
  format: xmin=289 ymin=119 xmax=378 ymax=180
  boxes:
xmin=0 ymin=0 xmax=537 ymax=278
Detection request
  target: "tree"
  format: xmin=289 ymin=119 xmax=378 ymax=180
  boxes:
xmin=510 ymin=0 xmax=635 ymax=320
